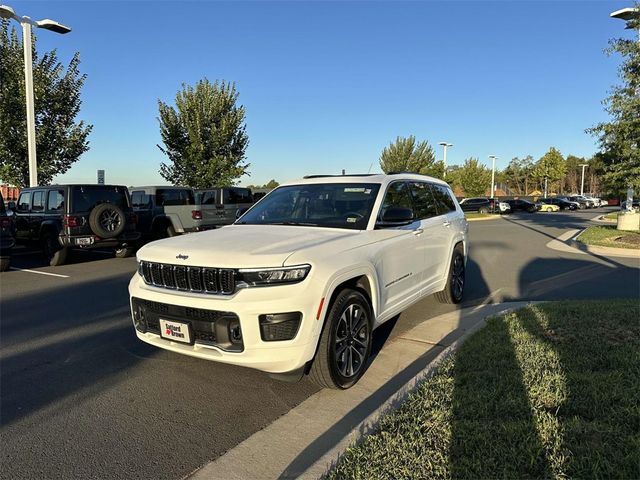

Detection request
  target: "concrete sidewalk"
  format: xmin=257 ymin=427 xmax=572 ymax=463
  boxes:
xmin=189 ymin=301 xmax=530 ymax=480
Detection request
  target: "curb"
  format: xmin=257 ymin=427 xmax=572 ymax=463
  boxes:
xmin=569 ymin=239 xmax=640 ymax=258
xmin=465 ymin=215 xmax=503 ymax=222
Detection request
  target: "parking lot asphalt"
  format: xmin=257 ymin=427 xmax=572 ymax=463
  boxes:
xmin=1 ymin=207 xmax=638 ymax=480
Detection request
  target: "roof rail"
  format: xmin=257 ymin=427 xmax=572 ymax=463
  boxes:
xmin=386 ymin=171 xmax=421 ymax=175
xmin=302 ymin=174 xmax=377 ymax=179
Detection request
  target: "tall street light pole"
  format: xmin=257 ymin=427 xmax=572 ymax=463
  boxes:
xmin=0 ymin=4 xmax=71 ymax=187
xmin=488 ymin=155 xmax=497 ymax=198
xmin=438 ymin=142 xmax=453 ymax=179
xmin=579 ymin=163 xmax=589 ymax=196
xmin=611 ymin=6 xmax=639 ymax=212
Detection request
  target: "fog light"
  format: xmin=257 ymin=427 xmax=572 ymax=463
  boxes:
xmin=259 ymin=312 xmax=302 ymax=341
xmin=132 ymin=304 xmax=147 ymax=333
xmin=228 ymin=320 xmax=242 ymax=344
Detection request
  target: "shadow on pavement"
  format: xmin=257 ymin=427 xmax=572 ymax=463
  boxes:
xmin=279 ymin=257 xmax=493 ymax=477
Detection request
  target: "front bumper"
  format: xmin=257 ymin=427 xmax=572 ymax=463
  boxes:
xmin=128 ymin=273 xmax=323 ymax=373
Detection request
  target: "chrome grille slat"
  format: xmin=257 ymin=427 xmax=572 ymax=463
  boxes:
xmin=150 ymin=263 xmax=163 ymax=286
xmin=161 ymin=265 xmax=176 ymax=289
xmin=203 ymin=268 xmax=218 ymax=293
xmin=187 ymin=267 xmax=203 ymax=291
xmin=139 ymin=261 xmax=235 ymax=295
xmin=174 ymin=266 xmax=188 ymax=290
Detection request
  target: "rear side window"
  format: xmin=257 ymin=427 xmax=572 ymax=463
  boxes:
xmin=408 ymin=182 xmax=438 ymax=219
xmin=224 ymin=188 xmax=253 ymax=204
xmin=157 ymin=189 xmax=194 ymax=206
xmin=46 ymin=190 xmax=65 ymax=213
xmin=199 ymin=191 xmax=217 ymax=205
xmin=131 ymin=191 xmax=151 ymax=208
xmin=31 ymin=191 xmax=45 ymax=212
xmin=72 ymin=186 xmax=128 ymax=212
xmin=17 ymin=192 xmax=31 ymax=212
xmin=432 ymin=184 xmax=457 ymax=214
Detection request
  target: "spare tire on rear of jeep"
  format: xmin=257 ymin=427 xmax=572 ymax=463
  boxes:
xmin=89 ymin=203 xmax=126 ymax=238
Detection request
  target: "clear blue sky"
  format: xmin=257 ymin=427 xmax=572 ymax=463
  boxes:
xmin=9 ymin=0 xmax=636 ymax=186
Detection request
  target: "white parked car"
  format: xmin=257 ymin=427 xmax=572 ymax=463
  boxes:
xmin=129 ymin=174 xmax=469 ymax=389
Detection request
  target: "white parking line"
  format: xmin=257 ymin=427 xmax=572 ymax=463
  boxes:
xmin=8 ymin=267 xmax=69 ymax=278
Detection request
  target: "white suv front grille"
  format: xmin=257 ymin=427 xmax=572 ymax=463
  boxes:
xmin=139 ymin=261 xmax=236 ymax=295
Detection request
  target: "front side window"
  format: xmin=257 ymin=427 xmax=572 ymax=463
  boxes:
xmin=17 ymin=192 xmax=31 ymax=212
xmin=238 ymin=183 xmax=381 ymax=230
xmin=379 ymin=182 xmax=414 ymax=219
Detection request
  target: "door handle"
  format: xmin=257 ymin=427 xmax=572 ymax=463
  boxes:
xmin=413 ymin=228 xmax=424 ymax=236
xmin=443 ymin=220 xmax=451 ymax=227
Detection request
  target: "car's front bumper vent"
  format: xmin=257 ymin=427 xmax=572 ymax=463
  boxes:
xmin=139 ymin=261 xmax=236 ymax=295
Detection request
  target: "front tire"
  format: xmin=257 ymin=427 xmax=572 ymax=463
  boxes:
xmin=435 ymin=245 xmax=465 ymax=304
xmin=309 ymin=289 xmax=372 ymax=389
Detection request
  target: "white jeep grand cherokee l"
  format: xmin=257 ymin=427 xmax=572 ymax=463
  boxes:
xmin=129 ymin=173 xmax=468 ymax=389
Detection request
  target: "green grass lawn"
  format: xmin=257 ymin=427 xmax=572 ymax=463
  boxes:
xmin=577 ymin=225 xmax=640 ymax=249
xmin=604 ymin=212 xmax=619 ymax=220
xmin=326 ymin=300 xmax=640 ymax=480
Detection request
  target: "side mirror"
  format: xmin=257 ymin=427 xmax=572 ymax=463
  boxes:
xmin=376 ymin=207 xmax=414 ymax=228
xmin=235 ymin=207 xmax=250 ymax=219
xmin=7 ymin=201 xmax=16 ymax=211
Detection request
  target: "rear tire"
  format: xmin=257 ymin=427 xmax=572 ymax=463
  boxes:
xmin=435 ymin=245 xmax=465 ymax=304
xmin=0 ymin=256 xmax=10 ymax=272
xmin=479 ymin=207 xmax=489 ymax=214
xmin=114 ymin=246 xmax=135 ymax=258
xmin=42 ymin=233 xmax=68 ymax=267
xmin=546 ymin=207 xmax=553 ymax=212
xmin=309 ymin=289 xmax=373 ymax=389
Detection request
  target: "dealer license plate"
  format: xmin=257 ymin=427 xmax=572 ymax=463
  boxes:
xmin=159 ymin=319 xmax=192 ymax=344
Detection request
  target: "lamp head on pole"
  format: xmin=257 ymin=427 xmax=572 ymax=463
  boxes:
xmin=0 ymin=4 xmax=17 ymax=19
xmin=36 ymin=19 xmax=71 ymax=34
xmin=438 ymin=142 xmax=453 ymax=147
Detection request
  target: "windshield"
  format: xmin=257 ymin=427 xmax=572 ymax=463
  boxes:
xmin=237 ymin=183 xmax=381 ymax=230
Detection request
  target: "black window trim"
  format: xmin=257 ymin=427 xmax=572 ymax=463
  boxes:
xmin=31 ymin=190 xmax=46 ymax=212
xmin=45 ymin=188 xmax=65 ymax=214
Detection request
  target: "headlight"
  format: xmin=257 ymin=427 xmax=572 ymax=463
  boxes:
xmin=237 ymin=265 xmax=311 ymax=287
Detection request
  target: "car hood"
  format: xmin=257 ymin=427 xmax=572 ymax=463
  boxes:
xmin=136 ymin=225 xmax=361 ymax=268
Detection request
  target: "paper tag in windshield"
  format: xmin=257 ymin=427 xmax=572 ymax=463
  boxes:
xmin=344 ymin=188 xmax=365 ymax=193
xmin=347 ymin=217 xmax=358 ymax=223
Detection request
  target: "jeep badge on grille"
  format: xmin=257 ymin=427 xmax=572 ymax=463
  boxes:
xmin=176 ymin=254 xmax=189 ymax=260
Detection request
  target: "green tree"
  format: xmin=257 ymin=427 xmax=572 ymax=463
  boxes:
xmin=533 ymin=147 xmax=567 ymax=195
xmin=459 ymin=158 xmax=491 ymax=197
xmin=587 ymin=9 xmax=640 ymax=194
xmin=0 ymin=20 xmax=92 ymax=187
xmin=158 ymin=79 xmax=249 ymax=187
xmin=379 ymin=135 xmax=444 ymax=178
xmin=502 ymin=156 xmax=535 ymax=195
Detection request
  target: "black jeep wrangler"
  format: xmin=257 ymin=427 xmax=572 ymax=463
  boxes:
xmin=13 ymin=184 xmax=141 ymax=266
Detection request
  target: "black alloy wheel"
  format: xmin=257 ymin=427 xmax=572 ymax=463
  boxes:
xmin=309 ymin=289 xmax=373 ymax=389
xmin=436 ymin=245 xmax=465 ymax=304
xmin=333 ymin=303 xmax=370 ymax=378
